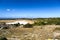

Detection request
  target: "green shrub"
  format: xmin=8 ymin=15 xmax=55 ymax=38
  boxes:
xmin=56 ymin=22 xmax=60 ymax=25
xmin=3 ymin=27 xmax=9 ymax=29
xmin=33 ymin=22 xmax=47 ymax=26
xmin=0 ymin=37 xmax=7 ymax=40
xmin=14 ymin=23 xmax=20 ymax=27
xmin=23 ymin=23 xmax=33 ymax=28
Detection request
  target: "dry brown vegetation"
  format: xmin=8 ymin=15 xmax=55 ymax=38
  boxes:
xmin=0 ymin=25 xmax=59 ymax=40
xmin=0 ymin=20 xmax=34 ymax=24
xmin=0 ymin=19 xmax=60 ymax=40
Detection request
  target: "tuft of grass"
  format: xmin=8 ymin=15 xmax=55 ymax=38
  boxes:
xmin=55 ymin=28 xmax=60 ymax=30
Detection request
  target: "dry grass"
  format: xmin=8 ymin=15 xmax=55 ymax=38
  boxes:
xmin=0 ymin=20 xmax=34 ymax=23
xmin=0 ymin=25 xmax=60 ymax=40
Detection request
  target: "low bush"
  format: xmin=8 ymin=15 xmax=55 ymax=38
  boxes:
xmin=3 ymin=27 xmax=9 ymax=29
xmin=23 ymin=23 xmax=33 ymax=28
xmin=14 ymin=23 xmax=20 ymax=27
xmin=0 ymin=37 xmax=7 ymax=40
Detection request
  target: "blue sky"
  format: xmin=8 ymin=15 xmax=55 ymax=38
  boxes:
xmin=0 ymin=0 xmax=60 ymax=18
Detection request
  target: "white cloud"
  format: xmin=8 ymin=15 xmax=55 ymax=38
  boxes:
xmin=6 ymin=9 xmax=10 ymax=11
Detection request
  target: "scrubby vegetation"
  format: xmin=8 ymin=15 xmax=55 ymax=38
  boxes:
xmin=0 ymin=18 xmax=60 ymax=40
xmin=33 ymin=18 xmax=60 ymax=25
xmin=3 ymin=27 xmax=9 ymax=29
xmin=23 ymin=23 xmax=33 ymax=28
xmin=1 ymin=18 xmax=60 ymax=28
xmin=0 ymin=37 xmax=7 ymax=40
xmin=13 ymin=23 xmax=20 ymax=27
xmin=55 ymin=28 xmax=60 ymax=30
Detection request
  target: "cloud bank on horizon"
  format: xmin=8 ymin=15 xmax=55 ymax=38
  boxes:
xmin=0 ymin=0 xmax=60 ymax=18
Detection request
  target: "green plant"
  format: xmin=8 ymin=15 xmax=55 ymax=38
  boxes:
xmin=0 ymin=37 xmax=7 ymax=40
xmin=23 ymin=23 xmax=33 ymax=28
xmin=3 ymin=27 xmax=9 ymax=29
xmin=14 ymin=23 xmax=20 ymax=27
